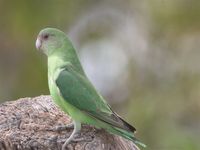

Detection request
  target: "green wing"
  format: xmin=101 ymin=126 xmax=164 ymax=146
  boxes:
xmin=55 ymin=64 xmax=136 ymax=132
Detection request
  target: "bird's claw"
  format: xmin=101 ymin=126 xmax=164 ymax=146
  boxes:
xmin=51 ymin=123 xmax=74 ymax=132
xmin=72 ymin=135 xmax=85 ymax=142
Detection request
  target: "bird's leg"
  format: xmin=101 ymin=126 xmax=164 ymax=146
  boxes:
xmin=62 ymin=120 xmax=81 ymax=150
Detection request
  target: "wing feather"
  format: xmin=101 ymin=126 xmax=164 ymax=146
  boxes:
xmin=55 ymin=65 xmax=136 ymax=133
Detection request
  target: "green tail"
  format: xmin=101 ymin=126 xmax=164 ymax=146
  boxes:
xmin=110 ymin=127 xmax=146 ymax=148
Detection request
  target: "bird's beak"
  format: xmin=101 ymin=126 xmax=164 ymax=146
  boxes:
xmin=36 ymin=37 xmax=42 ymax=50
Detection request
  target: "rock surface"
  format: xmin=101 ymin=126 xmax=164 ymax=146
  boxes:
xmin=0 ymin=95 xmax=139 ymax=150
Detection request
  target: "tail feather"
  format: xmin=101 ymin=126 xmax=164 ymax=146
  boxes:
xmin=116 ymin=114 xmax=136 ymax=133
xmin=111 ymin=127 xmax=146 ymax=148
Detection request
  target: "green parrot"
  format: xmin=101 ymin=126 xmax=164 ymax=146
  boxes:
xmin=36 ymin=28 xmax=146 ymax=149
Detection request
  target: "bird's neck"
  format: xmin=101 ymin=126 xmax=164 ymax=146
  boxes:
xmin=47 ymin=47 xmax=85 ymax=76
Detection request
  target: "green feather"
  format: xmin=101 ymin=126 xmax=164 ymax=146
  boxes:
xmin=36 ymin=28 xmax=146 ymax=148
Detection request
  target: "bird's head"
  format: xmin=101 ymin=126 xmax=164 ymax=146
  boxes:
xmin=36 ymin=28 xmax=67 ymax=56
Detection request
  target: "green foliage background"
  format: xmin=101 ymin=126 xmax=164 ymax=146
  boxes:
xmin=0 ymin=0 xmax=200 ymax=149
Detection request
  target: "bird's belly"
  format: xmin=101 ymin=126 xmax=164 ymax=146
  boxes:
xmin=48 ymin=77 xmax=69 ymax=114
xmin=48 ymin=76 xmax=103 ymax=126
xmin=48 ymin=79 xmax=84 ymax=120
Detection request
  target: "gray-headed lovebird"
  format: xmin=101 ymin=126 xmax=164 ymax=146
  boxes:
xmin=36 ymin=28 xmax=146 ymax=150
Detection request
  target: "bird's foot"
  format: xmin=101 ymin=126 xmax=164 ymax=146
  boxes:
xmin=73 ymin=134 xmax=94 ymax=143
xmin=61 ymin=121 xmax=81 ymax=150
xmin=51 ymin=123 xmax=74 ymax=132
xmin=61 ymin=133 xmax=85 ymax=150
xmin=72 ymin=133 xmax=85 ymax=142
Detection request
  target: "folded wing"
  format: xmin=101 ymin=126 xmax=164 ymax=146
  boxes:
xmin=55 ymin=64 xmax=136 ymax=133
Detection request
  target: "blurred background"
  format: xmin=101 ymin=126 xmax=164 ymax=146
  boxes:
xmin=0 ymin=0 xmax=200 ymax=149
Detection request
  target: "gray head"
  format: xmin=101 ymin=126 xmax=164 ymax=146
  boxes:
xmin=36 ymin=28 xmax=68 ymax=56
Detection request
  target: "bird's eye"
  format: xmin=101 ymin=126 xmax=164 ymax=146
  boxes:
xmin=43 ymin=34 xmax=49 ymax=40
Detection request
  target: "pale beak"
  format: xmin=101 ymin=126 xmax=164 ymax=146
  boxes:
xmin=36 ymin=38 xmax=42 ymax=50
